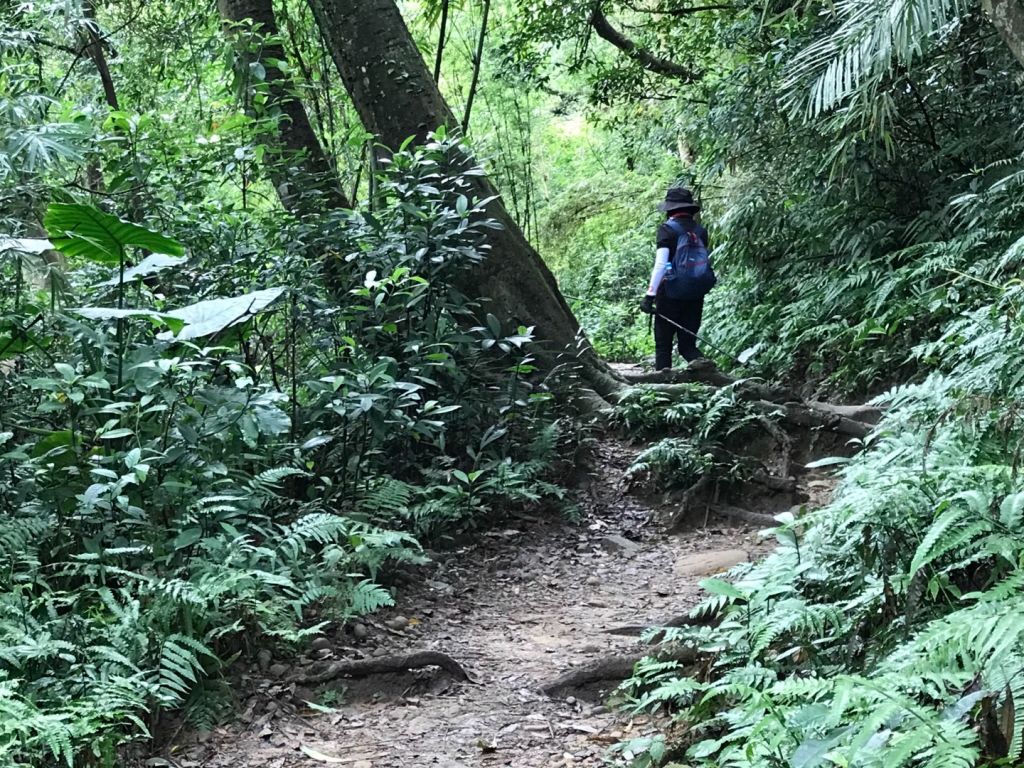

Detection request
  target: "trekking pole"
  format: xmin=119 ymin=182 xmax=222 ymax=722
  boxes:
xmin=653 ymin=311 xmax=750 ymax=369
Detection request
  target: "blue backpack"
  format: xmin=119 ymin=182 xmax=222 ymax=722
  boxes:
xmin=663 ymin=218 xmax=717 ymax=301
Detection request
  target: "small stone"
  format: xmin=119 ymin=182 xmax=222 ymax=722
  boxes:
xmin=256 ymin=648 xmax=272 ymax=671
xmin=585 ymin=599 xmax=608 ymax=608
xmin=373 ymin=647 xmax=389 ymax=657
xmin=352 ymin=623 xmax=369 ymax=641
xmin=268 ymin=663 xmax=288 ymax=678
xmin=310 ymin=636 xmax=331 ymax=652
xmin=585 ymin=576 xmax=601 ymax=587
xmin=427 ymin=579 xmax=454 ymax=593
xmin=580 ymin=644 xmax=601 ymax=654
xmin=353 ymin=762 xmax=373 ymax=768
xmin=385 ymin=616 xmax=408 ymax=630
xmin=598 ymin=535 xmax=641 ymax=555
xmin=566 ymin=696 xmax=578 ymax=705
xmin=314 ymin=648 xmax=332 ymax=660
xmin=674 ymin=549 xmax=748 ymax=577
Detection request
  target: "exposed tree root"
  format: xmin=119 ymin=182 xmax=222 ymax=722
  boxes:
xmin=711 ymin=504 xmax=779 ymax=528
xmin=619 ymin=362 xmax=875 ymax=440
xmin=807 ymin=400 xmax=884 ymax=425
xmin=293 ymin=651 xmax=473 ymax=685
xmin=750 ymin=470 xmax=796 ymax=493
xmin=756 ymin=414 xmax=793 ymax=478
xmin=605 ymin=612 xmax=714 ymax=637
xmin=665 ymin=474 xmax=712 ymax=529
xmin=623 ymin=360 xmax=801 ymax=404
xmin=621 ymin=365 xmax=735 ymax=389
xmin=755 ymin=400 xmax=871 ymax=439
xmin=542 ymin=646 xmax=697 ymax=695
xmin=575 ymin=386 xmax=616 ymax=418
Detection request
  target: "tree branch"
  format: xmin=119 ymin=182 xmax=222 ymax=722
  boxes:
xmin=589 ymin=3 xmax=701 ymax=81
xmin=618 ymin=1 xmax=736 ymax=15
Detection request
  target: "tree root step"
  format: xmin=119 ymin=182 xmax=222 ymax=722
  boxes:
xmin=293 ymin=651 xmax=474 ymax=685
xmin=542 ymin=646 xmax=697 ymax=696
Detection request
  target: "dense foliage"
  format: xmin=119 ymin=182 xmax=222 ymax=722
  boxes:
xmin=7 ymin=0 xmax=1024 ymax=765
xmin=0 ymin=134 xmax=569 ymax=763
xmin=619 ymin=279 xmax=1024 ymax=767
xmin=477 ymin=0 xmax=1024 ymax=764
xmin=502 ymin=0 xmax=1024 ymax=393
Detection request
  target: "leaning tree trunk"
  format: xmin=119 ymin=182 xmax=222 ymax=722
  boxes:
xmin=982 ymin=0 xmax=1024 ymax=69
xmin=219 ymin=0 xmax=349 ymax=213
xmin=307 ymin=0 xmax=621 ymax=396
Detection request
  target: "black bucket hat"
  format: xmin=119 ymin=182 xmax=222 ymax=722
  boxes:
xmin=657 ymin=186 xmax=701 ymax=213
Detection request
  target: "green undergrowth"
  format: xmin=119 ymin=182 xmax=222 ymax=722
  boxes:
xmin=613 ymin=383 xmax=777 ymax=493
xmin=0 ymin=139 xmax=575 ymax=765
xmin=616 ymin=281 xmax=1024 ymax=767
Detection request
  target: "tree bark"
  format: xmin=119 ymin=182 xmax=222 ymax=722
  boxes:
xmin=982 ymin=0 xmax=1024 ymax=69
xmin=81 ymin=0 xmax=120 ymax=111
xmin=219 ymin=0 xmax=350 ymax=213
xmin=307 ymin=0 xmax=621 ymax=396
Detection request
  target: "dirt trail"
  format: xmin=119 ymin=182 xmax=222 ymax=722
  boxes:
xmin=168 ymin=441 xmax=823 ymax=768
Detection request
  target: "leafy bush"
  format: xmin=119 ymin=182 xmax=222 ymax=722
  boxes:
xmin=613 ymin=384 xmax=769 ymax=490
xmin=0 ymin=137 xmax=568 ymax=765
xmin=619 ymin=281 xmax=1024 ymax=767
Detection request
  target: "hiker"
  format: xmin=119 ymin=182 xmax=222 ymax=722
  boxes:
xmin=640 ymin=187 xmax=717 ymax=370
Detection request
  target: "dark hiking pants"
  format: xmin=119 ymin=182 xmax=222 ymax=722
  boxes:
xmin=654 ymin=295 xmax=704 ymax=369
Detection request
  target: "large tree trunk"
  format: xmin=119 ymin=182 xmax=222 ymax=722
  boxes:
xmin=307 ymin=0 xmax=621 ymax=396
xmin=982 ymin=0 xmax=1024 ymax=69
xmin=219 ymin=0 xmax=350 ymax=212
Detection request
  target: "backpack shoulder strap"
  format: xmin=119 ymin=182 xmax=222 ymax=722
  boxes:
xmin=665 ymin=218 xmax=689 ymax=237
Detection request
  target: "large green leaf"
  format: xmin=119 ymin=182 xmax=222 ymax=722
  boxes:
xmin=70 ymin=289 xmax=283 ymax=339
xmin=0 ymin=237 xmax=53 ymax=254
xmin=159 ymin=288 xmax=286 ymax=341
xmin=69 ymin=307 xmax=183 ymax=333
xmin=43 ymin=203 xmax=184 ymax=265
xmin=98 ymin=254 xmax=186 ymax=287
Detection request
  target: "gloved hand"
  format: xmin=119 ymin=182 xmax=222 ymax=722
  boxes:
xmin=640 ymin=295 xmax=656 ymax=315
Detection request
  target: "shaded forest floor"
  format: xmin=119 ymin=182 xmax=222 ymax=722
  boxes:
xmin=161 ymin=438 xmax=835 ymax=768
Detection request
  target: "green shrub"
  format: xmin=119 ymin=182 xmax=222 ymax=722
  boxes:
xmin=0 ymin=137 xmax=568 ymax=765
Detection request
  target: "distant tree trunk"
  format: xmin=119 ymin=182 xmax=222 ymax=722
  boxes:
xmin=219 ymin=0 xmax=350 ymax=213
xmin=461 ymin=0 xmax=490 ymax=133
xmin=307 ymin=0 xmax=620 ymax=396
xmin=433 ymin=0 xmax=450 ymax=82
xmin=982 ymin=0 xmax=1024 ymax=69
xmin=81 ymin=0 xmax=120 ymax=111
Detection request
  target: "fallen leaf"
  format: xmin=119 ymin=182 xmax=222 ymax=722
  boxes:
xmin=299 ymin=744 xmax=347 ymax=763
